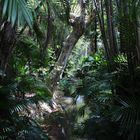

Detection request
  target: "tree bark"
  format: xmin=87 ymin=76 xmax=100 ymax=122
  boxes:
xmin=50 ymin=0 xmax=88 ymax=89
xmin=105 ymin=0 xmax=118 ymax=57
xmin=0 ymin=22 xmax=16 ymax=73
xmin=50 ymin=22 xmax=85 ymax=88
xmin=93 ymin=0 xmax=110 ymax=60
xmin=136 ymin=15 xmax=140 ymax=65
xmin=48 ymin=2 xmax=95 ymax=139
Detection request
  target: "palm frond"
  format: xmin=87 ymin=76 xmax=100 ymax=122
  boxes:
xmin=1 ymin=0 xmax=33 ymax=27
xmin=113 ymin=96 xmax=140 ymax=140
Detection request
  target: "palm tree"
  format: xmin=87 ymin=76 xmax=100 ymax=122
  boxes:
xmin=0 ymin=0 xmax=33 ymax=72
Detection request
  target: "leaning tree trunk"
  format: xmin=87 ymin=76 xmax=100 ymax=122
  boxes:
xmin=50 ymin=21 xmax=85 ymax=89
xmin=48 ymin=21 xmax=85 ymax=140
xmin=50 ymin=0 xmax=96 ymax=90
xmin=49 ymin=0 xmax=97 ymax=110
xmin=49 ymin=3 xmax=86 ymax=113
xmin=48 ymin=1 xmax=95 ymax=139
xmin=50 ymin=0 xmax=87 ymax=90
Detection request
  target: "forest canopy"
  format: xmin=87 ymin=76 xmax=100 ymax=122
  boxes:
xmin=0 ymin=0 xmax=140 ymax=140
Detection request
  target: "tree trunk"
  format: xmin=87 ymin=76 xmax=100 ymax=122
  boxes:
xmin=0 ymin=22 xmax=16 ymax=73
xmin=50 ymin=0 xmax=87 ymax=89
xmin=50 ymin=23 xmax=85 ymax=89
xmin=48 ymin=2 xmax=95 ymax=139
xmin=136 ymin=15 xmax=140 ymax=65
xmin=93 ymin=0 xmax=110 ymax=61
xmin=105 ymin=0 xmax=118 ymax=57
xmin=90 ymin=16 xmax=97 ymax=54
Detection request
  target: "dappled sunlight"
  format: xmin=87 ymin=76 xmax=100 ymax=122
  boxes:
xmin=0 ymin=0 xmax=140 ymax=140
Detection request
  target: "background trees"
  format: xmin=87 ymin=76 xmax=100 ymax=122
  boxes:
xmin=0 ymin=0 xmax=140 ymax=140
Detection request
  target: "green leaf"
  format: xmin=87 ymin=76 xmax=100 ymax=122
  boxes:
xmin=7 ymin=0 xmax=12 ymax=22
xmin=19 ymin=0 xmax=33 ymax=28
xmin=11 ymin=0 xmax=17 ymax=26
xmin=2 ymin=0 xmax=33 ymax=27
xmin=2 ymin=0 xmax=9 ymax=17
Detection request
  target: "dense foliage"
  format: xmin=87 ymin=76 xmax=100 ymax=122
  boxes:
xmin=0 ymin=0 xmax=140 ymax=140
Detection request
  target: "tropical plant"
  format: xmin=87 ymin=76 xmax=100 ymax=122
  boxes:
xmin=1 ymin=0 xmax=33 ymax=27
xmin=113 ymin=96 xmax=140 ymax=140
xmin=0 ymin=73 xmax=49 ymax=139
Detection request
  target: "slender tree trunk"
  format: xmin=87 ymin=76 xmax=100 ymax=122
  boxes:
xmin=90 ymin=16 xmax=98 ymax=54
xmin=105 ymin=0 xmax=118 ymax=57
xmin=116 ymin=0 xmax=139 ymax=96
xmin=50 ymin=24 xmax=85 ymax=89
xmin=136 ymin=15 xmax=140 ymax=65
xmin=0 ymin=22 xmax=16 ymax=73
xmin=93 ymin=0 xmax=110 ymax=60
xmin=40 ymin=1 xmax=52 ymax=66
